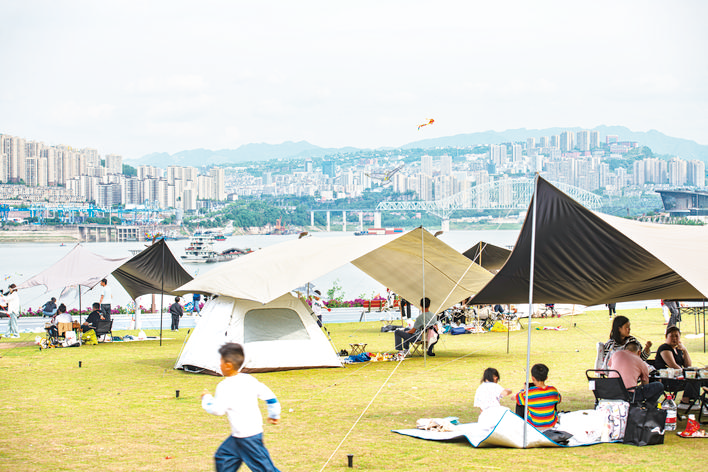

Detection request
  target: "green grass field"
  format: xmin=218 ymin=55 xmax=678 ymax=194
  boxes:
xmin=1 ymin=308 xmax=707 ymax=471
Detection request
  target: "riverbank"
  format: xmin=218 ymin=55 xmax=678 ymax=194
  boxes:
xmin=0 ymin=228 xmax=80 ymax=243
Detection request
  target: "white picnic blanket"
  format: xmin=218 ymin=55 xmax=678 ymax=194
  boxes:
xmin=394 ymin=409 xmax=607 ymax=448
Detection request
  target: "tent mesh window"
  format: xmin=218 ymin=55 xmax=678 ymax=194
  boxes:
xmin=244 ymin=308 xmax=310 ymax=342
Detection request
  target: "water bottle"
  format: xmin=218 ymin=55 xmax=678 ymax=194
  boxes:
xmin=661 ymin=394 xmax=677 ymax=431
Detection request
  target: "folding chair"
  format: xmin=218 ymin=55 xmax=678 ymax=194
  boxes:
xmin=698 ymin=386 xmax=708 ymax=425
xmin=94 ymin=319 xmax=113 ymax=342
xmin=586 ymin=369 xmax=636 ymax=407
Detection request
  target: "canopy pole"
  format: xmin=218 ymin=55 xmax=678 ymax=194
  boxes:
xmin=422 ymin=227 xmax=426 ymax=365
xmin=523 ymin=174 xmax=539 ymax=448
xmin=159 ymin=241 xmax=165 ymax=347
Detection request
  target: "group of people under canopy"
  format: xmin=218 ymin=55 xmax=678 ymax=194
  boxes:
xmin=601 ymin=314 xmax=701 ymax=409
xmin=391 ymin=292 xmax=702 ymax=433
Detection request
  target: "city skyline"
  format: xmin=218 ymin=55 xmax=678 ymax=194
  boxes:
xmin=1 ymin=1 xmax=706 ymax=160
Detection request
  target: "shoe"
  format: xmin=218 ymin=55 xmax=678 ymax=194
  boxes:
xmin=427 ymin=351 xmax=435 ymax=356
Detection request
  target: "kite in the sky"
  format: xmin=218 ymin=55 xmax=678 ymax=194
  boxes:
xmin=417 ymin=118 xmax=434 ymax=130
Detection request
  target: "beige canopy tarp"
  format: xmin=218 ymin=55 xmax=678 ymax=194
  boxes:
xmin=17 ymin=244 xmax=130 ymax=292
xmin=176 ymin=227 xmax=493 ymax=314
xmin=471 ymin=177 xmax=708 ymax=305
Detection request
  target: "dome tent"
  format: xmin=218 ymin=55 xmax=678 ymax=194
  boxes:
xmin=175 ymin=292 xmax=340 ymax=374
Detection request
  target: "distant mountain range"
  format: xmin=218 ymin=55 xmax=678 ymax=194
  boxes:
xmin=126 ymin=126 xmax=708 ymax=168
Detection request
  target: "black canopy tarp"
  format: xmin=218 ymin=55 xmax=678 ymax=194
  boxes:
xmin=112 ymin=239 xmax=193 ymax=300
xmin=462 ymin=241 xmax=512 ymax=274
xmin=471 ymin=177 xmax=708 ymax=305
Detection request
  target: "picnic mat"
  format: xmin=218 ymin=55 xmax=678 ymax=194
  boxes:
xmin=393 ymin=409 xmax=606 ymax=448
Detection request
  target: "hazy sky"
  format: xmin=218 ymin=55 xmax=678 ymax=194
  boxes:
xmin=1 ymin=0 xmax=706 ymax=159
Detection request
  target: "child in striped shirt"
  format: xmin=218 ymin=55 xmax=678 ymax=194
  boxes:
xmin=515 ymin=363 xmax=561 ymax=429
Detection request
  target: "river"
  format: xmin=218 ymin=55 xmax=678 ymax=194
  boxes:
xmin=0 ymin=229 xmax=521 ymax=313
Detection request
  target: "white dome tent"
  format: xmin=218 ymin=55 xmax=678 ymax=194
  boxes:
xmin=175 ymin=292 xmax=339 ymax=374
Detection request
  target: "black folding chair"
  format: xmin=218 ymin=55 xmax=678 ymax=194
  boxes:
xmin=586 ymin=369 xmax=636 ymax=406
xmin=94 ymin=319 xmax=113 ymax=342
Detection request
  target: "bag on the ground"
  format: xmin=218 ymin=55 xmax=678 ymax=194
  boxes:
xmin=542 ymin=429 xmax=573 ymax=445
xmin=450 ymin=326 xmax=468 ymax=335
xmin=81 ymin=329 xmax=98 ymax=345
xmin=596 ymin=400 xmax=629 ymax=441
xmin=380 ymin=325 xmax=398 ymax=332
xmin=623 ymin=405 xmax=666 ymax=446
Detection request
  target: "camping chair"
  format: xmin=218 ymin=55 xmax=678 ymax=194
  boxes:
xmin=406 ymin=326 xmax=438 ymax=357
xmin=698 ymin=386 xmax=708 ymax=424
xmin=94 ymin=319 xmax=113 ymax=342
xmin=586 ymin=369 xmax=636 ymax=407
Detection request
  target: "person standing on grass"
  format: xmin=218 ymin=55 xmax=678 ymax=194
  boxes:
xmin=98 ymin=278 xmax=112 ymax=320
xmin=1 ymin=284 xmax=20 ymax=338
xmin=170 ymin=296 xmax=183 ymax=331
xmin=201 ymin=343 xmax=281 ymax=472
xmin=192 ymin=292 xmax=201 ymax=315
xmin=310 ymin=290 xmax=330 ymax=327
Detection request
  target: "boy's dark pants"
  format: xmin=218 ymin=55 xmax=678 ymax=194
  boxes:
xmin=215 ymin=433 xmax=279 ymax=472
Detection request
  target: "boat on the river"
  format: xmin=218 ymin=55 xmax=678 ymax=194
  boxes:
xmin=354 ymin=228 xmax=404 ymax=236
xmin=181 ymin=233 xmax=253 ymax=263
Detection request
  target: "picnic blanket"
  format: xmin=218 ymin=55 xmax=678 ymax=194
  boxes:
xmin=393 ymin=409 xmax=607 ymax=448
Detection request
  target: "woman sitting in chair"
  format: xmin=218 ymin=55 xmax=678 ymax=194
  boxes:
xmin=602 ymin=315 xmax=652 ymax=365
xmin=655 ymin=326 xmax=696 ymax=408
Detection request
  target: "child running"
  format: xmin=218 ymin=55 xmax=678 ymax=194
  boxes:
xmin=474 ymin=367 xmax=512 ymax=428
xmin=201 ymin=343 xmax=281 ymax=472
xmin=515 ymin=363 xmax=562 ymax=430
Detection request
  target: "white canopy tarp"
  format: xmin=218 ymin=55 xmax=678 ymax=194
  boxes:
xmin=176 ymin=228 xmax=493 ymax=314
xmin=17 ymin=243 xmax=130 ymax=292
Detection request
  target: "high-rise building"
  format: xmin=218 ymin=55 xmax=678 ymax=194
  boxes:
xmin=526 ymin=138 xmax=535 ymax=150
xmin=668 ymin=157 xmax=688 ymax=186
xmin=512 ymin=144 xmax=523 ymax=163
xmin=322 ymin=160 xmax=336 ymax=178
xmin=576 ymin=130 xmax=590 ymax=152
xmin=539 ymin=136 xmax=549 ymax=148
xmin=687 ymin=160 xmax=706 ymax=187
xmin=421 ymin=155 xmax=433 ymax=176
xmin=560 ymin=131 xmax=574 ymax=152
xmin=490 ymin=145 xmax=507 ymax=167
xmin=440 ymin=154 xmax=452 ymax=176
xmin=590 ymin=131 xmax=600 ymax=149
xmin=210 ymin=167 xmax=226 ymax=200
xmin=105 ymin=154 xmax=122 ymax=175
xmin=550 ymin=135 xmax=560 ymax=149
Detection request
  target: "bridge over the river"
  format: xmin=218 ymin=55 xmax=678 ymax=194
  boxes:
xmin=311 ymin=178 xmax=601 ymax=231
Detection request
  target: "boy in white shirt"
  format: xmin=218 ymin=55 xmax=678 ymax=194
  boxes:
xmin=201 ymin=343 xmax=281 ymax=472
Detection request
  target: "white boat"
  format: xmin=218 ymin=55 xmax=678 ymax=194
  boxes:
xmin=181 ymin=233 xmax=219 ymax=262
xmin=181 ymin=233 xmax=253 ymax=263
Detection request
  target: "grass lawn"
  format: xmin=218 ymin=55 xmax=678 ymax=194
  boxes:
xmin=1 ymin=308 xmax=707 ymax=471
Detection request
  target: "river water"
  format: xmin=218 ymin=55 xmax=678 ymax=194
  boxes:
xmin=0 ymin=229 xmax=521 ymax=313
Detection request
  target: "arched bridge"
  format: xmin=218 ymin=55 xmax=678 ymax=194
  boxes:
xmin=375 ymin=178 xmax=602 ymax=219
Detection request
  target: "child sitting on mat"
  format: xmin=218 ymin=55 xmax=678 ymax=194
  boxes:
xmin=474 ymin=367 xmax=512 ymax=427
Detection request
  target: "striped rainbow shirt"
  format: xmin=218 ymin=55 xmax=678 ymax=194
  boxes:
xmin=515 ymin=385 xmax=561 ymax=428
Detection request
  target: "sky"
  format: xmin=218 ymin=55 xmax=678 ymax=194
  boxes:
xmin=1 ymin=0 xmax=707 ymax=160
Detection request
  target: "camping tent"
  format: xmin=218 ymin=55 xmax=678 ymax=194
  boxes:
xmin=176 ymin=227 xmax=494 ymax=316
xmin=462 ymin=241 xmax=512 ymax=274
xmin=175 ymin=292 xmax=341 ymax=374
xmin=112 ymin=239 xmax=193 ymax=299
xmin=471 ymin=177 xmax=708 ymax=305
